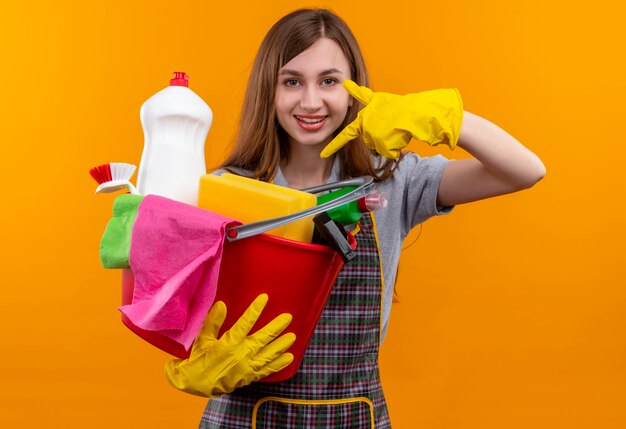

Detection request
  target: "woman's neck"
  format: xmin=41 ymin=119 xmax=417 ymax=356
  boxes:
xmin=280 ymin=143 xmax=335 ymax=189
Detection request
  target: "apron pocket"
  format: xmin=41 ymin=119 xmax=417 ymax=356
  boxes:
xmin=252 ymin=396 xmax=374 ymax=429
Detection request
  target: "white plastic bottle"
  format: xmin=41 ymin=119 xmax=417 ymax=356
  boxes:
xmin=136 ymin=72 xmax=213 ymax=205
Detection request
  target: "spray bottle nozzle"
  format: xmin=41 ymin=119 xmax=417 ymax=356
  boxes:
xmin=359 ymin=191 xmax=388 ymax=212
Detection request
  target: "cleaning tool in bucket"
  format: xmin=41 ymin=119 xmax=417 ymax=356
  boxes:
xmin=223 ymin=177 xmax=374 ymax=240
xmin=136 ymin=72 xmax=212 ymax=205
xmin=198 ymin=173 xmax=317 ymax=242
xmin=317 ymin=185 xmax=388 ymax=225
xmin=99 ymin=194 xmax=143 ymax=268
xmin=121 ymin=176 xmax=375 ymax=382
xmin=312 ymin=212 xmax=356 ymax=263
xmin=90 ymin=162 xmax=140 ymax=195
xmin=116 ymin=195 xmax=237 ymax=354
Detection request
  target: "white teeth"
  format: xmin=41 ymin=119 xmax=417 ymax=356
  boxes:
xmin=296 ymin=116 xmax=325 ymax=124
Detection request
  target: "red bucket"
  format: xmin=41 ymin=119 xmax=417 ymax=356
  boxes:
xmin=121 ymin=177 xmax=373 ymax=382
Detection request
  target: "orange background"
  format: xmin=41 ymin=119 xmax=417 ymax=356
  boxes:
xmin=1 ymin=1 xmax=624 ymax=427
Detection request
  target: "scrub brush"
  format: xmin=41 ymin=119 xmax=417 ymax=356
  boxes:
xmin=90 ymin=162 xmax=140 ymax=195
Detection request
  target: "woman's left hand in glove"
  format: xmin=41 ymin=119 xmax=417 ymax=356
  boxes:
xmin=320 ymin=80 xmax=464 ymax=159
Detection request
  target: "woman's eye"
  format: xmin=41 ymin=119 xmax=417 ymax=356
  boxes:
xmin=284 ymin=79 xmax=299 ymax=87
xmin=321 ymin=78 xmax=337 ymax=86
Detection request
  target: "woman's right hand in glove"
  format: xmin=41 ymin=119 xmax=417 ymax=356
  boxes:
xmin=164 ymin=293 xmax=295 ymax=398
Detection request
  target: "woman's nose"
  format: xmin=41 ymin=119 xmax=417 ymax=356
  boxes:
xmin=300 ymin=86 xmax=323 ymax=111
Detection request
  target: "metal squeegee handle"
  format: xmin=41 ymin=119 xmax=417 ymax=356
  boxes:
xmin=226 ymin=176 xmax=375 ymax=241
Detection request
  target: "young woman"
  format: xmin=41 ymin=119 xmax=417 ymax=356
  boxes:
xmin=166 ymin=8 xmax=545 ymax=428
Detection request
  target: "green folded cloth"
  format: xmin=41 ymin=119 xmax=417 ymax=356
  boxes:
xmin=100 ymin=194 xmax=144 ymax=268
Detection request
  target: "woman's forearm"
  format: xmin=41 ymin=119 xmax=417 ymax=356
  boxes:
xmin=457 ymin=111 xmax=546 ymax=189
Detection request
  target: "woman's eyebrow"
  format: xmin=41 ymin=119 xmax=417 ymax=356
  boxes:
xmin=319 ymin=68 xmax=344 ymax=76
xmin=279 ymin=68 xmax=344 ymax=77
xmin=279 ymin=69 xmax=301 ymax=77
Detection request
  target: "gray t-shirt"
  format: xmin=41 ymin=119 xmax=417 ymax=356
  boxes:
xmin=214 ymin=152 xmax=452 ymax=340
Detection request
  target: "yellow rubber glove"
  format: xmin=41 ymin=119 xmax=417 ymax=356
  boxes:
xmin=320 ymin=80 xmax=464 ymax=159
xmin=164 ymin=294 xmax=295 ymax=398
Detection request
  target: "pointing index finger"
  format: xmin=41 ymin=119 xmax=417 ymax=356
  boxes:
xmin=343 ymin=80 xmax=373 ymax=105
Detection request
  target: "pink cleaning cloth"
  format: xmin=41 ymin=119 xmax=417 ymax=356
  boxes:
xmin=120 ymin=194 xmax=237 ymax=351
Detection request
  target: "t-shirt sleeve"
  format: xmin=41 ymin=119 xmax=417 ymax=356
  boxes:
xmin=382 ymin=153 xmax=453 ymax=235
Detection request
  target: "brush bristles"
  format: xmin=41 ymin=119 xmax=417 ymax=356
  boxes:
xmin=89 ymin=164 xmax=112 ymax=184
xmin=89 ymin=162 xmax=137 ymax=184
xmin=110 ymin=162 xmax=137 ymax=181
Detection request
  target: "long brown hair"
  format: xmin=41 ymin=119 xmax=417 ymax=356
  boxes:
xmin=221 ymin=8 xmax=399 ymax=181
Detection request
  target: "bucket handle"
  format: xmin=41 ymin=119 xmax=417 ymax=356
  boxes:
xmin=225 ymin=176 xmax=375 ymax=241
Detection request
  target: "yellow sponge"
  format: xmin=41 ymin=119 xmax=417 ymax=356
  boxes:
xmin=198 ymin=173 xmax=316 ymax=243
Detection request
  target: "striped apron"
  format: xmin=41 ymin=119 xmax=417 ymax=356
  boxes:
xmin=199 ymin=213 xmax=390 ymax=428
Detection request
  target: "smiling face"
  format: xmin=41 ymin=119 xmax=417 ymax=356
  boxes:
xmin=274 ymin=37 xmax=352 ymax=152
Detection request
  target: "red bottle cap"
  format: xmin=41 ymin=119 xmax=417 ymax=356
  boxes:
xmin=170 ymin=72 xmax=189 ymax=87
xmin=358 ymin=192 xmax=388 ymax=212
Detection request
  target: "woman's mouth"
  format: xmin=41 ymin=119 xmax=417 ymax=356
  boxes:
xmin=295 ymin=115 xmax=327 ymax=131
